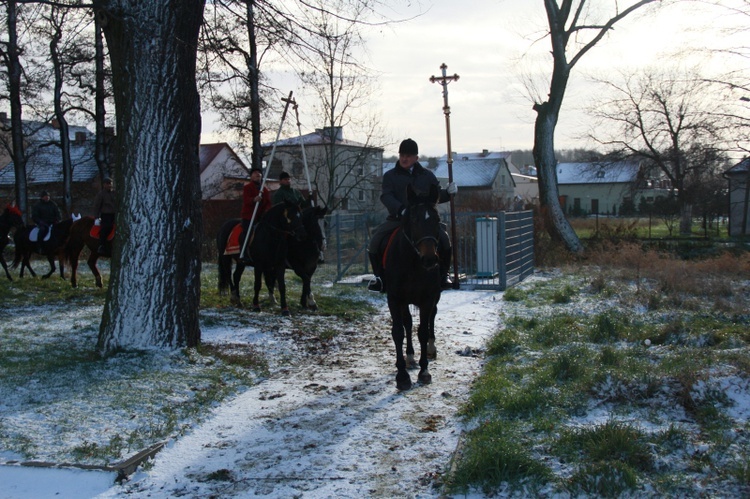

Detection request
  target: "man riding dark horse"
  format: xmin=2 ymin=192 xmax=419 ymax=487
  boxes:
xmin=368 ymin=138 xmax=458 ymax=293
xmin=31 ymin=190 xmax=62 ymax=253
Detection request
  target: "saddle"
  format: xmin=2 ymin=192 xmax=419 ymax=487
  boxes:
xmin=29 ymin=226 xmax=52 ymax=243
xmin=224 ymin=223 xmax=258 ymax=256
xmin=90 ymin=219 xmax=116 ymax=241
xmin=380 ymin=227 xmax=401 ymax=270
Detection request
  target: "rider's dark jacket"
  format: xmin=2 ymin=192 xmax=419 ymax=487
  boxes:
xmin=380 ymin=161 xmax=451 ymax=218
xmin=32 ymin=199 xmax=61 ymax=226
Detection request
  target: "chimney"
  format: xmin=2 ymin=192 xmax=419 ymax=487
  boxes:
xmin=482 ymin=149 xmax=489 ymax=156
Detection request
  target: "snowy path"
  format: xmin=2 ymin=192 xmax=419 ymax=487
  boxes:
xmin=103 ymin=289 xmax=503 ymax=498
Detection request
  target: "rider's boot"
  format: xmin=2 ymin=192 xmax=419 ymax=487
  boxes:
xmin=367 ymin=252 xmax=385 ymax=293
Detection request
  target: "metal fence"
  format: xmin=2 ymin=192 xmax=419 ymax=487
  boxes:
xmin=322 ymin=210 xmax=535 ymax=291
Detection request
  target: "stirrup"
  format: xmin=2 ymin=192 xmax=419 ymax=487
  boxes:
xmin=367 ymin=276 xmax=384 ymax=292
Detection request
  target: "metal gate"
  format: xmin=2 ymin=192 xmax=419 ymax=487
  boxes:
xmin=324 ymin=210 xmax=534 ymax=291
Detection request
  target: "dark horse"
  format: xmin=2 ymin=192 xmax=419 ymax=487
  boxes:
xmin=64 ymin=216 xmax=113 ymax=288
xmin=1 ymin=204 xmax=25 ymax=281
xmin=12 ymin=218 xmax=74 ymax=280
xmin=265 ymin=204 xmax=328 ymax=310
xmin=382 ymin=183 xmax=442 ymax=391
xmin=217 ymin=201 xmax=306 ymax=315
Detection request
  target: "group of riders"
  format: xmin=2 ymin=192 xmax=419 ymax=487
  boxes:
xmin=22 ymin=137 xmax=458 ymax=293
xmin=242 ymin=138 xmax=458 ymax=294
xmin=26 ymin=177 xmax=115 ymax=256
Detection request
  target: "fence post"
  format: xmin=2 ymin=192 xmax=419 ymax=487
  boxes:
xmin=498 ymin=212 xmax=507 ymax=291
xmin=335 ymin=212 xmax=342 ymax=281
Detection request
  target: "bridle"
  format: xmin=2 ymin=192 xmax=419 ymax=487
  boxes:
xmin=402 ymin=203 xmax=440 ymax=261
xmin=266 ymin=207 xmax=305 ymax=240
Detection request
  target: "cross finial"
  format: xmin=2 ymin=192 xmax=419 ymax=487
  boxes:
xmin=429 ymin=63 xmax=459 ymax=87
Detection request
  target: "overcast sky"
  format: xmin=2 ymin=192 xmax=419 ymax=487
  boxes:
xmin=202 ymin=0 xmax=746 ymax=158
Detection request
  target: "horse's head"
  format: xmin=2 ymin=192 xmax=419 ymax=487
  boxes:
xmin=402 ymin=184 xmax=441 ymax=270
xmin=302 ymin=204 xmax=328 ymax=251
xmin=281 ymin=201 xmax=307 ymax=241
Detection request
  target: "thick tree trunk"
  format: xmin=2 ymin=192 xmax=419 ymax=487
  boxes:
xmin=95 ymin=0 xmax=205 ymax=352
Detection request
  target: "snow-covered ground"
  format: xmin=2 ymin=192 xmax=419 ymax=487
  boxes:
xmin=1 ymin=286 xmax=505 ymax=499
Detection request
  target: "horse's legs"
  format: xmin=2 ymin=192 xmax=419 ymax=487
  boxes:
xmin=252 ymin=267 xmax=263 ymax=312
xmin=405 ymin=308 xmax=418 ymax=369
xmin=20 ymin=252 xmax=35 ymax=278
xmin=417 ymin=305 xmax=434 ymax=385
xmin=70 ymin=252 xmax=80 ymax=288
xmin=265 ymin=274 xmax=277 ymax=305
xmin=58 ymin=252 xmax=66 ymax=280
xmin=230 ymin=260 xmax=244 ymax=306
xmin=389 ymin=299 xmax=412 ymax=391
xmin=274 ymin=267 xmax=290 ymax=316
xmin=1 ymin=256 xmax=12 ymax=281
xmin=87 ymin=253 xmax=102 ymax=288
xmin=427 ymin=305 xmax=438 ymax=360
xmin=300 ymin=274 xmax=317 ymax=311
xmin=42 ymin=255 xmax=56 ymax=280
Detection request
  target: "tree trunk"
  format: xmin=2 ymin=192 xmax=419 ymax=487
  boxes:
xmin=679 ymin=203 xmax=692 ymax=236
xmin=93 ymin=13 xmax=110 ymax=180
xmin=95 ymin=0 xmax=205 ymax=352
xmin=6 ymin=0 xmax=29 ymax=219
xmin=50 ymin=19 xmax=73 ymax=215
xmin=245 ymin=0 xmax=263 ymax=172
xmin=532 ymin=102 xmax=584 ymax=253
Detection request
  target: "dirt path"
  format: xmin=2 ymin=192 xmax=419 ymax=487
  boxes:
xmin=104 ymin=290 xmax=502 ymax=498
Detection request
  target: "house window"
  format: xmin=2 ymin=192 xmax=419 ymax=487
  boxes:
xmin=292 ymin=161 xmax=304 ymax=175
xmin=358 ymin=190 xmax=365 ymax=201
xmin=356 ymin=164 xmax=365 ymax=177
xmin=591 ymin=199 xmax=599 ymax=214
xmin=341 ymin=197 xmax=349 ymax=210
xmin=596 ymin=170 xmax=605 ymax=179
xmin=501 ymin=174 xmax=505 ymax=185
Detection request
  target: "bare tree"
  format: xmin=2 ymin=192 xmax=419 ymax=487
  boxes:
xmin=588 ymin=67 xmax=733 ymax=234
xmin=531 ymin=0 xmax=664 ymax=253
xmin=93 ymin=0 xmax=205 ymax=353
xmin=198 ymin=0 xmax=281 ymax=169
xmin=289 ymin=0 xmax=385 ymax=210
xmin=34 ymin=4 xmax=95 ymax=214
xmin=0 ymin=1 xmax=31 ymax=216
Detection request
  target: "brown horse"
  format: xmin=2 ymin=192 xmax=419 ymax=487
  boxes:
xmin=64 ymin=216 xmax=113 ymax=288
xmin=13 ymin=219 xmax=74 ymax=280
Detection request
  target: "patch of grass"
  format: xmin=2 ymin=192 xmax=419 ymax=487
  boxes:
xmin=568 ymin=460 xmax=639 ymax=497
xmin=588 ymin=310 xmax=630 ymax=343
xmin=530 ymin=314 xmax=585 ymax=347
xmin=503 ymin=286 xmax=526 ymax=302
xmin=557 ymin=420 xmax=653 ymax=471
xmin=551 ymin=284 xmax=577 ymax=304
xmin=447 ymin=420 xmax=552 ymax=494
xmin=454 ymin=256 xmax=750 ymax=496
